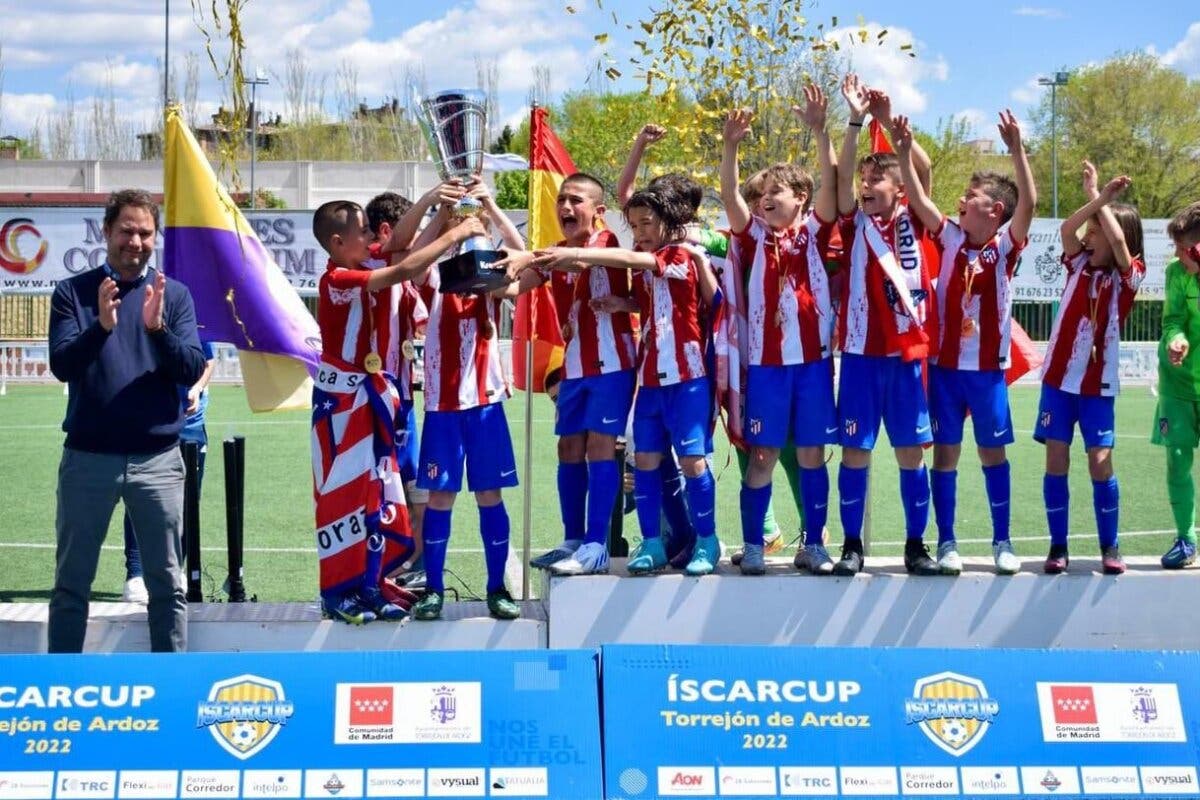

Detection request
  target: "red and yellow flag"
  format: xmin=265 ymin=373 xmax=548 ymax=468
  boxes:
xmin=513 ymin=107 xmax=572 ymax=392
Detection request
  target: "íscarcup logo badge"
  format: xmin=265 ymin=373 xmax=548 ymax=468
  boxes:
xmin=904 ymin=672 xmax=999 ymax=756
xmin=197 ymin=675 xmax=295 ymax=760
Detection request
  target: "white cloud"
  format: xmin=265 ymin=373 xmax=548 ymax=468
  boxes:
xmin=1010 ymin=74 xmax=1044 ymax=105
xmin=951 ymin=108 xmax=987 ymax=138
xmin=827 ymin=23 xmax=949 ymax=115
xmin=66 ymin=58 xmax=159 ymax=91
xmin=1013 ymin=6 xmax=1066 ymax=19
xmin=0 ymin=93 xmax=61 ymax=135
xmin=1154 ymin=21 xmax=1200 ymax=77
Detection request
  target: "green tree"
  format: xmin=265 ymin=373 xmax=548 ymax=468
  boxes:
xmin=915 ymin=117 xmax=1010 ymax=213
xmin=1027 ymin=53 xmax=1200 ymax=219
xmin=494 ymin=170 xmax=529 ymax=209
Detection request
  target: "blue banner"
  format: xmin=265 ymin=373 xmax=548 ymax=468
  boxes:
xmin=0 ymin=650 xmax=601 ymax=799
xmin=601 ymin=644 xmax=1200 ymax=799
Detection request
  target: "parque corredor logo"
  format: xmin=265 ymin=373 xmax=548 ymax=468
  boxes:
xmin=0 ymin=218 xmax=49 ymax=274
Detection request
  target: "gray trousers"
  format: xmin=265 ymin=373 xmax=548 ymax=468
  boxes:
xmin=49 ymin=446 xmax=188 ymax=652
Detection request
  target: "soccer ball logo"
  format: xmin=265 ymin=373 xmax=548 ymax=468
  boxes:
xmin=229 ymin=721 xmax=260 ymax=749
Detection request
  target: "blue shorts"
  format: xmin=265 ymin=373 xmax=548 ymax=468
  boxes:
xmin=395 ymin=401 xmax=420 ymax=485
xmin=745 ymin=361 xmax=838 ymax=448
xmin=1034 ymin=383 xmax=1116 ymax=449
xmin=838 ymin=353 xmax=932 ymax=450
xmin=417 ymin=403 xmax=518 ymax=493
xmin=555 ymin=369 xmax=636 ymax=437
xmin=928 ymin=365 xmax=1014 ymax=447
xmin=633 ymin=377 xmax=711 ymax=457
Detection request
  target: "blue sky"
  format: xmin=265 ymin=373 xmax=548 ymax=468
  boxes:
xmin=0 ymin=0 xmax=1196 ymax=148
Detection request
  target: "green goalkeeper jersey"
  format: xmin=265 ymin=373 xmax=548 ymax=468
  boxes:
xmin=1159 ymin=258 xmax=1200 ymax=401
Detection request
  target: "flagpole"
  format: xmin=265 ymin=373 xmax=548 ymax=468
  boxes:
xmin=520 ymin=103 xmax=539 ymax=601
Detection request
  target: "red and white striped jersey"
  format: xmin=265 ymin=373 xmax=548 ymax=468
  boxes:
xmin=395 ymin=282 xmax=428 ymax=403
xmin=837 ymin=210 xmax=936 ymax=357
xmin=416 ymin=266 xmax=510 ymax=412
xmin=931 ymin=220 xmax=1025 ymax=371
xmin=735 ymin=213 xmax=835 ymax=366
xmin=634 ymin=244 xmax=706 ymax=387
xmin=1041 ymin=252 xmax=1145 ymax=397
xmin=318 ymin=259 xmax=400 ymax=375
xmin=540 ymin=229 xmax=637 ymax=380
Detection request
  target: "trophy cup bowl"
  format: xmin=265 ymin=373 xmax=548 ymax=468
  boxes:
xmin=418 ymin=89 xmax=510 ymax=295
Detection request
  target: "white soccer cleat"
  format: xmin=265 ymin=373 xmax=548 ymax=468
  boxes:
xmin=122 ymin=576 xmax=149 ymax=604
xmin=549 ymin=542 xmax=610 ymax=576
xmin=936 ymin=542 xmax=963 ymax=576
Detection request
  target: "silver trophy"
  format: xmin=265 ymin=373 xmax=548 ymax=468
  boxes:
xmin=417 ymin=89 xmax=508 ymax=294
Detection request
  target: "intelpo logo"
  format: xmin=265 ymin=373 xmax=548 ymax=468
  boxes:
xmin=903 ymin=672 xmax=999 ymax=756
xmin=240 ymin=770 xmax=301 ymax=799
xmin=196 ymin=674 xmax=294 ymax=760
xmin=959 ymin=767 xmax=1020 ymax=795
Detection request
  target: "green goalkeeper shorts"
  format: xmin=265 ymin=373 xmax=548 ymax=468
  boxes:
xmin=1152 ymin=393 xmax=1200 ymax=449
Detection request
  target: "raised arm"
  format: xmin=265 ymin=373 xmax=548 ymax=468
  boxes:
xmin=616 ymin=124 xmax=666 ymax=207
xmin=367 ymin=217 xmax=486 ymax=292
xmin=794 ymin=84 xmax=836 ymax=222
xmin=384 ymin=180 xmax=465 ymax=256
xmin=891 ymin=115 xmax=941 ymax=233
xmin=720 ymin=109 xmax=754 ymax=234
xmin=531 ymin=245 xmax=658 ymax=272
xmin=1095 ymin=175 xmax=1135 ymax=273
xmin=1060 ymin=161 xmax=1099 ymax=257
xmin=997 ymin=109 xmax=1037 ymax=244
xmin=837 ymin=74 xmax=869 ymax=216
xmin=866 ymin=89 xmax=930 ymax=196
xmin=469 ymin=180 xmax=525 ymax=252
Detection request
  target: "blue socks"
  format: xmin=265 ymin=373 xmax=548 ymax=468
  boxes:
xmin=1093 ymin=477 xmax=1119 ymax=549
xmin=740 ymin=483 xmax=771 ymax=546
xmin=800 ymin=466 xmax=829 ymax=546
xmin=1044 ymin=473 xmax=1070 ymax=547
xmin=634 ymin=468 xmax=663 ymax=540
xmin=899 ymin=465 xmax=930 ymax=541
xmin=659 ymin=459 xmax=694 ymax=543
xmin=983 ymin=461 xmax=1011 ymax=544
xmin=685 ymin=469 xmax=717 ymax=539
xmin=930 ymin=469 xmax=957 ymax=545
xmin=479 ymin=503 xmax=510 ymax=593
xmin=838 ymin=464 xmax=868 ymax=541
xmin=557 ymin=462 xmax=587 ymax=544
xmin=585 ymin=460 xmax=620 ymax=546
xmin=422 ymin=507 xmax=452 ymax=594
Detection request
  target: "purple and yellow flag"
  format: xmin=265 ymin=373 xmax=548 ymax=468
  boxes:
xmin=162 ymin=106 xmax=321 ymax=411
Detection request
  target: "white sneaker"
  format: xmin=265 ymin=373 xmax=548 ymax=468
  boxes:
xmin=936 ymin=541 xmax=962 ymax=575
xmin=549 ymin=542 xmax=610 ymax=575
xmin=992 ymin=540 xmax=1021 ymax=575
xmin=123 ymin=576 xmax=149 ymax=604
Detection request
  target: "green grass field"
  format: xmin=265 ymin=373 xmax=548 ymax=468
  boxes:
xmin=0 ymin=382 xmax=1183 ymax=604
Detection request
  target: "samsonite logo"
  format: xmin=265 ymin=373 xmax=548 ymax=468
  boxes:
xmin=658 ymin=767 xmax=715 ymax=796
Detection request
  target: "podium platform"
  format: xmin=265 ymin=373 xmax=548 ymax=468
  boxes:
xmin=1 ymin=557 xmax=1196 ymax=653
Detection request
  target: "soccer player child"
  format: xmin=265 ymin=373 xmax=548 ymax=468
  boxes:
xmin=311 ymin=195 xmax=476 ymax=624
xmin=528 ymin=185 xmax=722 ymax=576
xmin=1036 ymin=162 xmax=1144 ymax=575
xmin=891 ymin=111 xmax=1035 ymax=575
xmin=719 ymin=85 xmax=839 ymax=576
xmin=504 ymin=173 xmax=638 ymax=576
xmin=364 ymin=190 xmax=435 ymax=589
xmin=411 ymin=179 xmax=530 ymax=620
xmin=834 ymin=74 xmax=939 ymax=576
xmin=1152 ymin=202 xmax=1200 ymax=569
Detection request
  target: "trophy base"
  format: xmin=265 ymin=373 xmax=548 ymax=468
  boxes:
xmin=438 ymin=248 xmax=510 ymax=295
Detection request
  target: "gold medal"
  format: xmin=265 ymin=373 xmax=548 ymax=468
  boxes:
xmin=481 ymin=318 xmax=495 ymax=340
xmin=401 ymin=340 xmax=416 ymax=361
xmin=961 ymin=318 xmax=977 ymax=337
xmin=561 ymin=321 xmax=573 ymax=341
xmin=364 ymin=352 xmax=383 ymax=374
